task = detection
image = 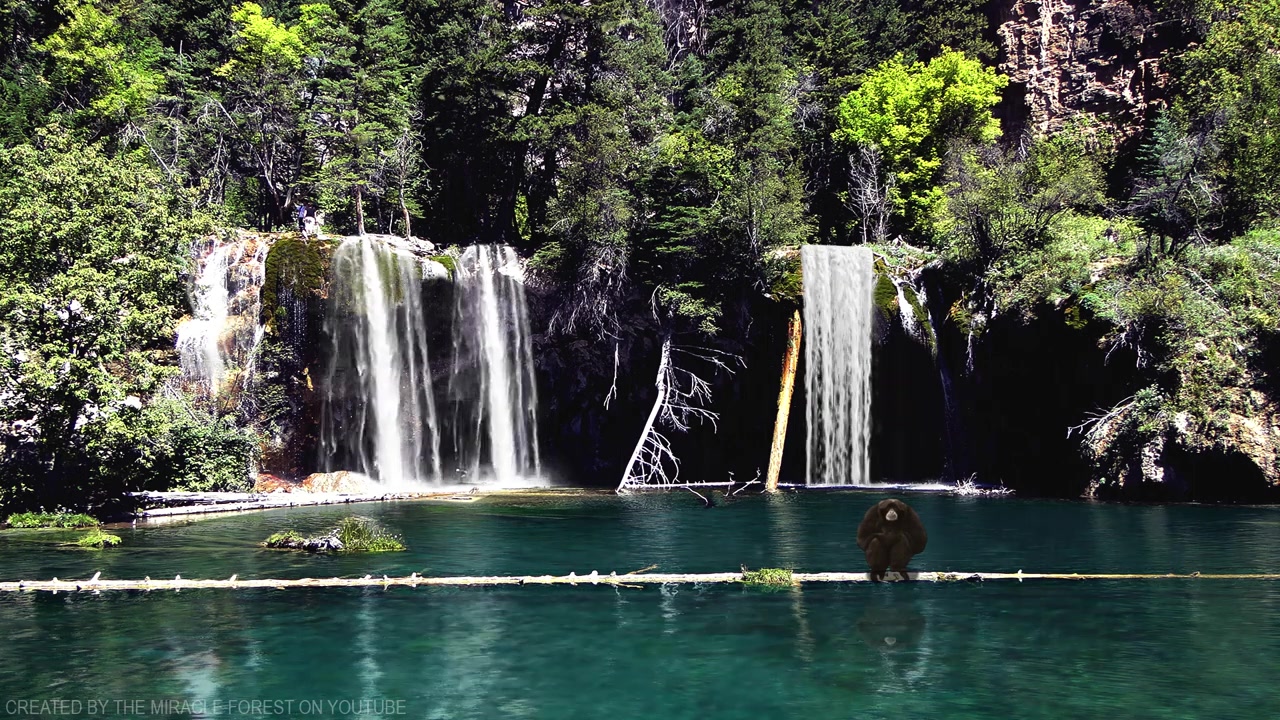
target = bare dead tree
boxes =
[391,124,421,239]
[846,145,895,245]
[646,0,706,66]
[546,238,629,340]
[615,328,743,492]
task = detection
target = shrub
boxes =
[5,511,100,528]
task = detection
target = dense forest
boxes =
[4,0,1280,511]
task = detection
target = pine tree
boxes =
[300,0,412,235]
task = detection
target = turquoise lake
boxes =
[2,490,1280,719]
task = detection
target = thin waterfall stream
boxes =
[449,244,541,484]
[802,244,875,486]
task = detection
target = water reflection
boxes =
[855,603,927,651]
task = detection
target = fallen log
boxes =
[4,570,1280,593]
[130,492,449,520]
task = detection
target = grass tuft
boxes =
[263,530,305,548]
[261,517,405,553]
[740,567,796,589]
[335,516,406,552]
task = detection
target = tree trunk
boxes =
[766,310,802,493]
[401,198,411,239]
[355,186,366,236]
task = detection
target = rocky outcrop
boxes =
[994,0,1187,142]
[253,470,378,494]
[1079,382,1280,501]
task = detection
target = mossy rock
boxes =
[430,254,457,279]
[768,251,803,304]
[874,272,899,316]
[262,235,330,329]
[900,284,929,328]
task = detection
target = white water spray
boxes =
[802,244,875,486]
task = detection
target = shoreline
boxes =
[115,481,1004,526]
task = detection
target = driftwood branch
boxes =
[3,570,1275,594]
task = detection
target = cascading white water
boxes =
[320,237,441,489]
[803,244,875,486]
[176,234,269,398]
[450,244,541,483]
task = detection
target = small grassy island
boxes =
[72,529,121,549]
[262,517,406,553]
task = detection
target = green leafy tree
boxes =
[834,49,1007,237]
[35,0,162,129]
[1174,0,1280,235]
[944,135,1106,272]
[0,127,208,509]
[215,1,307,228]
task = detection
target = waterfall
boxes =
[802,244,875,486]
[176,234,269,399]
[449,244,541,483]
[319,237,441,489]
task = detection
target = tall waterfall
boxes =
[449,245,541,483]
[802,244,875,486]
[176,234,268,399]
[319,237,441,489]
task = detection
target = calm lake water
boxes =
[2,490,1280,719]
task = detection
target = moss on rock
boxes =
[261,235,330,330]
[430,254,457,279]
[874,271,900,318]
[261,517,405,553]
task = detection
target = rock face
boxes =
[994,0,1186,142]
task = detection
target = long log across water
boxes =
[4,570,1280,593]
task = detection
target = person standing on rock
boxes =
[297,202,308,231]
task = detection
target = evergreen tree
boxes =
[299,0,412,235]
[405,0,519,244]
[532,0,672,338]
[640,0,811,336]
